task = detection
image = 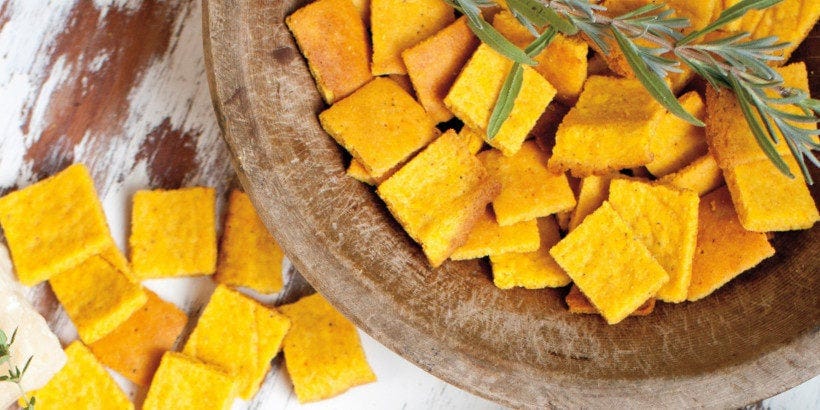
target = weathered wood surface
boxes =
[205,0,819,408]
[0,0,506,408]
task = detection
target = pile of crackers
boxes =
[0,164,375,408]
[287,0,818,323]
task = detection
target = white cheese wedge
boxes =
[0,243,67,408]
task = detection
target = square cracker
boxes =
[444,43,557,156]
[49,255,147,344]
[657,154,724,197]
[370,0,454,75]
[89,291,188,387]
[568,174,617,231]
[489,217,570,289]
[320,77,439,179]
[751,0,820,63]
[609,179,699,303]
[647,91,708,177]
[451,206,540,260]
[725,155,818,232]
[479,141,576,226]
[549,202,669,324]
[687,187,775,301]
[402,17,479,123]
[706,63,814,169]
[377,130,500,267]
[286,0,371,104]
[549,76,665,176]
[129,187,217,279]
[280,293,376,403]
[491,11,587,104]
[183,285,291,399]
[0,163,113,286]
[143,352,237,410]
[565,285,655,316]
[33,341,133,410]
[215,190,285,294]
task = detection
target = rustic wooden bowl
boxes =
[202,1,819,407]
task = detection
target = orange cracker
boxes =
[89,291,188,387]
[129,187,217,279]
[550,202,669,324]
[370,0,454,75]
[215,190,285,294]
[32,341,133,410]
[491,11,588,104]
[402,17,480,123]
[565,285,655,316]
[0,163,113,286]
[280,293,376,403]
[319,77,439,179]
[183,285,291,399]
[489,217,570,289]
[725,155,818,232]
[451,206,540,260]
[657,154,724,197]
[377,130,500,267]
[609,179,699,303]
[549,76,665,176]
[444,43,557,156]
[143,352,237,410]
[647,91,708,177]
[687,187,776,301]
[706,63,813,169]
[286,0,371,104]
[479,141,576,226]
[49,255,147,344]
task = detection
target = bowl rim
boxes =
[201,0,820,407]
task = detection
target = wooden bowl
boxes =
[202,1,819,407]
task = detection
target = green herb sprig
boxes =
[450,0,820,183]
[0,329,36,410]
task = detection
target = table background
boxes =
[0,0,816,408]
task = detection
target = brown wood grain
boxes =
[203,0,820,407]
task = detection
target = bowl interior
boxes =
[203,1,820,407]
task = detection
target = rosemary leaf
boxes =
[525,27,557,56]
[679,0,783,45]
[612,27,704,126]
[466,18,538,65]
[488,63,524,139]
[506,0,577,35]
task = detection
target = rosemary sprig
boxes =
[452,0,820,183]
[0,329,36,410]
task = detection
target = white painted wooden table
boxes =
[0,0,815,408]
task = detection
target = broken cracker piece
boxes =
[490,217,570,289]
[565,285,655,316]
[451,206,539,260]
[280,293,376,403]
[215,190,285,294]
[657,154,724,197]
[647,91,708,177]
